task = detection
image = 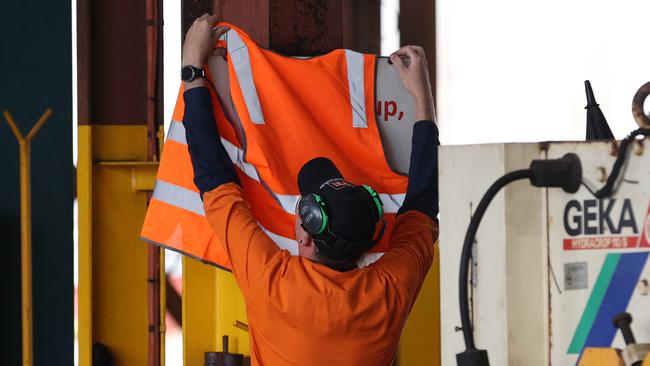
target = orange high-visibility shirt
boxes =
[203,182,438,366]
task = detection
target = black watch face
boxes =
[181,66,195,82]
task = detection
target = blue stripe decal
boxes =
[582,251,648,348]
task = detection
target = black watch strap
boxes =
[181,65,205,82]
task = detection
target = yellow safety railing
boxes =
[3,108,53,366]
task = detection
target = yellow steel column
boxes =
[78,125,157,365]
[93,125,151,365]
[78,124,93,366]
[182,258,251,365]
[215,271,249,354]
[399,243,441,366]
[182,258,219,365]
[3,109,53,366]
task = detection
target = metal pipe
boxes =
[145,0,162,364]
[3,108,53,366]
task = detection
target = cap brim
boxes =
[297,157,343,196]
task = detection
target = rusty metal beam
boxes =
[343,0,380,54]
[78,0,148,125]
[182,0,372,56]
[182,0,215,45]
[399,0,436,102]
[269,0,342,55]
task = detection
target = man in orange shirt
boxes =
[181,15,439,365]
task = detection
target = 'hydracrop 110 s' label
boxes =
[562,199,650,250]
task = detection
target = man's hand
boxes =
[389,46,435,121]
[182,14,229,89]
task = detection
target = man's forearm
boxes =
[183,87,240,196]
[397,120,439,220]
[414,93,435,121]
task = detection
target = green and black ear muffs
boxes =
[360,184,384,221]
[298,194,329,235]
[297,184,384,237]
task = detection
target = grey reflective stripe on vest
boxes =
[378,193,406,214]
[226,30,265,125]
[152,178,300,251]
[345,50,367,128]
[149,179,378,266]
[166,119,404,213]
[260,226,298,255]
[167,120,187,144]
[151,178,379,265]
[357,252,385,268]
[167,120,300,213]
[153,180,205,216]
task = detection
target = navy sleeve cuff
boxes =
[182,87,240,196]
[397,120,439,221]
[412,120,439,145]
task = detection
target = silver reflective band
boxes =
[152,178,384,265]
[226,30,266,125]
[218,136,260,181]
[152,179,300,251]
[357,252,385,268]
[167,120,186,145]
[378,193,406,214]
[219,138,298,212]
[153,180,205,216]
[260,226,298,255]
[165,121,404,212]
[167,121,302,214]
[345,50,367,128]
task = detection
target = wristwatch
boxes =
[181,65,205,82]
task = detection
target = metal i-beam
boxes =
[77,0,164,365]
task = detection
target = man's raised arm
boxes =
[373,46,439,305]
[390,45,439,221]
[181,15,280,295]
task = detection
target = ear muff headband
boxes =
[361,184,384,220]
[298,194,329,235]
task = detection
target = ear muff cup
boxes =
[298,194,328,235]
[361,184,384,221]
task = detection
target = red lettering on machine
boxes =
[562,199,650,250]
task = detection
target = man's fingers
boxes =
[212,26,230,40]
[402,46,421,61]
[207,14,220,25]
[390,48,409,57]
[212,48,226,57]
[196,13,209,22]
[411,46,425,57]
[390,54,407,72]
[392,45,423,61]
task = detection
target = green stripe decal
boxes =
[567,253,621,354]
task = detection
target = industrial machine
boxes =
[440,83,650,365]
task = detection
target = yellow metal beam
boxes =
[182,258,219,365]
[215,270,249,354]
[398,243,440,366]
[182,259,250,363]
[78,125,156,365]
[78,125,93,366]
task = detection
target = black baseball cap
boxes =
[297,157,382,260]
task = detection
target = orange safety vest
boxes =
[141,24,410,270]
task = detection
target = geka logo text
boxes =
[563,198,637,237]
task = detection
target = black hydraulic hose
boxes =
[594,128,650,198]
[458,169,533,350]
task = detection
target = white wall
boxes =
[437,0,650,145]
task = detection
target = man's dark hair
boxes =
[314,245,362,272]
